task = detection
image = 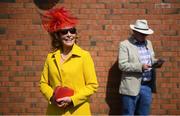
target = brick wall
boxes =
[0,0,180,115]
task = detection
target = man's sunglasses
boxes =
[59,28,76,35]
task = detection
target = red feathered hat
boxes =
[41,7,78,32]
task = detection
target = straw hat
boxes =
[130,20,154,35]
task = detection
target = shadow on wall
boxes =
[33,0,61,10]
[33,0,61,22]
[106,60,122,115]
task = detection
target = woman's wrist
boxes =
[50,95,56,105]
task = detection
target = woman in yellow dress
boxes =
[39,7,98,115]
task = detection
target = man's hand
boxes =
[142,64,151,70]
[152,58,165,68]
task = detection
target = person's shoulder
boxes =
[79,46,90,55]
[146,39,152,42]
[119,39,129,46]
[46,49,59,59]
[73,44,89,57]
[146,39,152,44]
[74,44,91,57]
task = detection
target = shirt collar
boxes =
[129,36,147,46]
[71,44,83,56]
[51,44,82,58]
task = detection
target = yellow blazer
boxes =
[39,44,98,115]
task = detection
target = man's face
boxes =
[133,31,148,41]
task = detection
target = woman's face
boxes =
[58,27,77,48]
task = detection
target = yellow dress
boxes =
[39,44,98,115]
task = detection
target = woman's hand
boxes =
[50,95,58,105]
[56,97,72,108]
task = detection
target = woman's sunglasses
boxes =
[59,28,76,35]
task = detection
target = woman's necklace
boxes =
[60,53,67,64]
[61,53,68,60]
[60,47,72,63]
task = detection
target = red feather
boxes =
[41,7,78,32]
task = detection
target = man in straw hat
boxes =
[118,19,164,115]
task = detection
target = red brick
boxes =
[89,4,105,9]
[161,104,177,109]
[19,82,34,87]
[113,9,145,15]
[105,3,122,9]
[151,109,167,115]
[168,110,180,115]
[10,66,23,71]
[163,0,180,3]
[123,3,138,8]
[9,87,24,92]
[11,76,25,81]
[138,3,155,9]
[88,14,105,20]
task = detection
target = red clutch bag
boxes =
[54,86,74,100]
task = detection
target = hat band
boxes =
[134,27,149,30]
